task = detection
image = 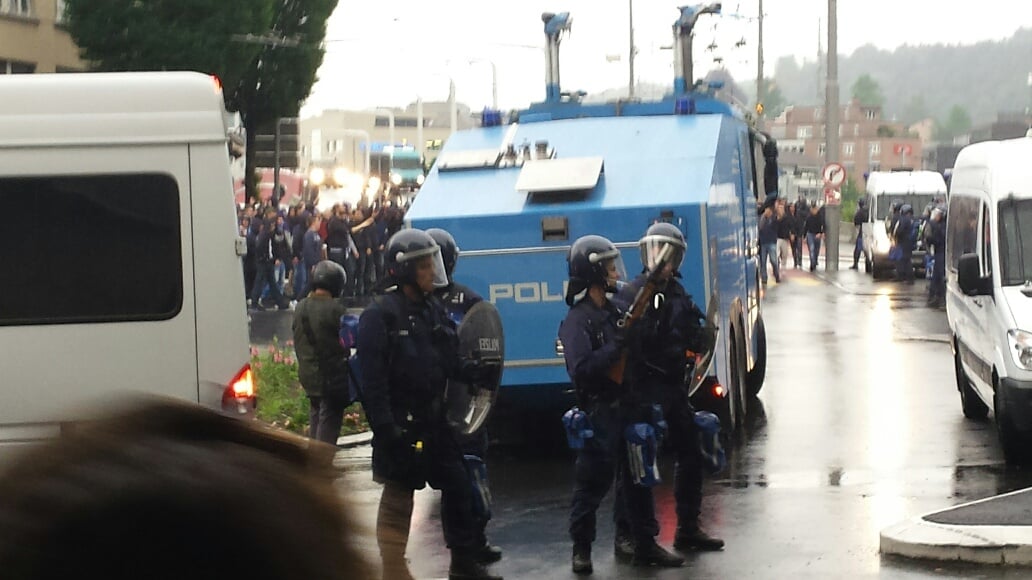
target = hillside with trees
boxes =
[771,28,1032,127]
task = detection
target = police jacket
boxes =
[613,275,707,402]
[434,282,483,326]
[895,214,915,250]
[854,206,869,228]
[292,295,348,398]
[926,219,946,256]
[558,297,623,403]
[357,289,459,437]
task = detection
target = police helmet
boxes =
[310,260,347,298]
[890,199,903,212]
[565,235,626,305]
[425,228,459,281]
[639,222,686,274]
[386,229,448,290]
[900,203,914,215]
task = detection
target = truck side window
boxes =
[947,195,979,271]
[981,202,993,277]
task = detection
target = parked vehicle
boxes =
[0,72,254,457]
[947,135,1032,463]
[861,170,947,279]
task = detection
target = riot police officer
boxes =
[559,235,683,575]
[427,228,502,564]
[611,222,724,556]
[292,260,349,445]
[357,229,501,580]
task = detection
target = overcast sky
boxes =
[301,0,1032,116]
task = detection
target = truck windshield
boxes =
[393,155,421,170]
[998,197,1032,286]
[875,194,936,221]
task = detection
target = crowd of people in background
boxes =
[238,194,408,311]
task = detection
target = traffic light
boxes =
[755,102,764,116]
[253,117,300,169]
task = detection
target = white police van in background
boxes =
[947,135,1032,463]
[0,72,253,454]
[861,170,947,279]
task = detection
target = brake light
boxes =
[712,383,725,398]
[229,364,254,399]
[211,75,223,95]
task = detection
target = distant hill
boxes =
[772,28,1032,126]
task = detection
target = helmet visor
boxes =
[639,234,686,273]
[589,247,627,290]
[397,244,449,289]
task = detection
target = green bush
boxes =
[252,339,368,437]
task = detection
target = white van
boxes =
[861,170,947,279]
[0,72,253,452]
[947,136,1032,462]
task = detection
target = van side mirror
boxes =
[957,253,991,296]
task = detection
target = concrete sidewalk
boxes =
[881,487,1032,565]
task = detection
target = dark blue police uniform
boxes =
[612,273,708,542]
[357,289,478,552]
[558,297,657,549]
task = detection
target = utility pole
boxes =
[628,0,635,98]
[756,0,764,126]
[824,0,841,272]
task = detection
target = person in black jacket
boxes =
[787,203,805,269]
[758,206,781,284]
[925,206,947,307]
[292,261,349,444]
[895,204,916,284]
[358,230,501,580]
[804,203,825,272]
[249,217,290,311]
[851,198,870,270]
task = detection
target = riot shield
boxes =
[446,301,504,435]
[685,295,719,397]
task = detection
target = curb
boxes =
[336,430,373,448]
[881,518,1032,565]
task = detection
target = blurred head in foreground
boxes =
[0,399,372,580]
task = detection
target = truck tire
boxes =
[954,345,988,420]
[719,324,746,433]
[745,316,766,398]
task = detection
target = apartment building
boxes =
[0,0,83,74]
[768,99,922,187]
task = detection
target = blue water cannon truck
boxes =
[406,5,770,434]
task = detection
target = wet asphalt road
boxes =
[319,264,1032,580]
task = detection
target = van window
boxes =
[0,174,182,325]
[947,195,980,271]
[999,199,1032,286]
[874,194,935,221]
[982,203,993,278]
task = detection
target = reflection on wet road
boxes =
[334,268,1032,579]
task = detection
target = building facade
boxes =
[0,0,83,73]
[299,102,476,173]
[768,99,923,188]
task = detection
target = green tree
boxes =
[851,73,884,107]
[228,0,337,202]
[62,0,337,203]
[932,105,973,140]
[63,0,274,101]
[759,78,787,119]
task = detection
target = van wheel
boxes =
[954,346,988,420]
[994,375,1030,465]
[745,317,766,398]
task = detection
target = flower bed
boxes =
[252,339,368,437]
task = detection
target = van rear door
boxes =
[0,144,199,443]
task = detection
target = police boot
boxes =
[674,526,725,552]
[449,549,502,580]
[572,543,592,575]
[613,531,636,560]
[631,539,685,568]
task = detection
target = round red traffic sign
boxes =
[822,162,846,188]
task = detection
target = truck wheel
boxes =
[745,317,766,398]
[954,346,988,420]
[720,325,746,433]
[995,375,1030,465]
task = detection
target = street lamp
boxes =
[463,58,499,110]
